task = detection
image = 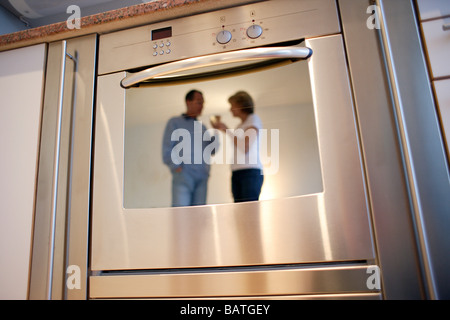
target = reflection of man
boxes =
[162,90,217,207]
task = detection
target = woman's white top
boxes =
[229,113,263,172]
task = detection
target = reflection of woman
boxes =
[211,91,264,202]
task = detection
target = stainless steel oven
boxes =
[89,0,380,299]
[26,0,450,301]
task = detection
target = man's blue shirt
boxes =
[162,114,217,179]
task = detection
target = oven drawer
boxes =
[90,264,381,299]
[421,17,450,79]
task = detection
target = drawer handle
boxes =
[443,23,450,31]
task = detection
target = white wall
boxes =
[0,6,28,35]
[0,44,46,299]
[124,103,323,208]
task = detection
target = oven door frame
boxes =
[91,35,375,272]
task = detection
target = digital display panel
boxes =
[152,27,172,40]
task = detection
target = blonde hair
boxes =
[228,91,254,114]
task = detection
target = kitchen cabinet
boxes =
[421,17,450,79]
[416,0,450,159]
[416,0,450,20]
[434,79,450,151]
[28,34,97,300]
[0,43,46,299]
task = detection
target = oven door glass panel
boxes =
[124,57,322,208]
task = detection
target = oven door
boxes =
[90,35,377,298]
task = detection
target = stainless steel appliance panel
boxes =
[90,265,380,299]
[98,0,340,75]
[29,34,97,300]
[375,0,450,300]
[91,34,375,271]
[338,0,426,299]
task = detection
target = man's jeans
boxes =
[172,169,208,207]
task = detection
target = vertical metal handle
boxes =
[47,40,67,299]
[63,50,78,300]
[47,41,78,300]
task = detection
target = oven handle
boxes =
[120,46,313,88]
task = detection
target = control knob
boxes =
[216,30,232,44]
[247,24,263,39]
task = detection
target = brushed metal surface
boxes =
[63,34,97,300]
[376,0,450,300]
[98,0,340,75]
[120,46,313,87]
[156,293,382,300]
[91,34,375,271]
[338,0,426,300]
[29,41,67,300]
[90,265,380,299]
[29,35,97,300]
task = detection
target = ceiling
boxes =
[0,0,152,28]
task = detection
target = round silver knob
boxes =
[216,30,232,44]
[247,25,263,39]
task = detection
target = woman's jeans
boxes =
[231,169,264,203]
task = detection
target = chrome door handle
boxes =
[48,40,67,299]
[121,46,313,88]
[443,23,450,31]
[48,40,77,299]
